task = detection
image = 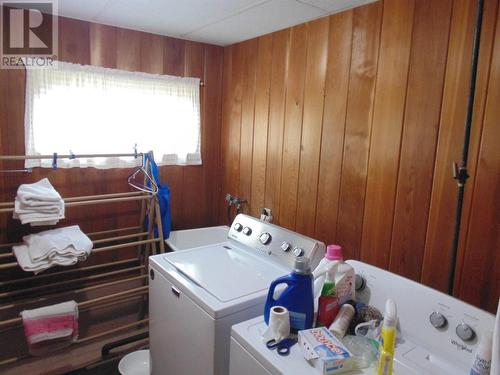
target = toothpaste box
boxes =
[298,327,353,375]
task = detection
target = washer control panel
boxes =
[228,214,325,269]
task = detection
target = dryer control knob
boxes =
[456,323,475,342]
[293,247,304,257]
[429,312,447,329]
[242,227,252,236]
[259,232,271,245]
[281,242,291,252]
[234,223,243,232]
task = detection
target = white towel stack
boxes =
[13,178,65,226]
[13,226,93,273]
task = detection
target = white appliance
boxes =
[230,260,496,375]
[149,214,325,375]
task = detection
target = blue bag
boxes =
[144,153,172,239]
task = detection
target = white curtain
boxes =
[24,61,201,169]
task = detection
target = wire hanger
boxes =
[127,153,158,195]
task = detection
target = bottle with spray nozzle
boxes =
[375,299,398,375]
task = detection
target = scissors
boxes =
[266,338,297,356]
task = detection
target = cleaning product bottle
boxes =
[313,244,341,296]
[264,257,314,331]
[375,299,397,375]
[323,245,355,304]
[470,331,493,375]
[317,262,340,327]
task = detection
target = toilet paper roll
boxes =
[263,306,291,343]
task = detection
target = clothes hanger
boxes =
[127,153,158,194]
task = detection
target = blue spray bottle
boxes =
[264,257,314,331]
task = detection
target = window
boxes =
[25,61,201,169]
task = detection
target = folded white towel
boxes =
[13,178,65,226]
[13,226,93,273]
[23,225,92,262]
[16,178,62,205]
[14,198,64,215]
[13,245,84,273]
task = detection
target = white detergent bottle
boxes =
[327,245,355,304]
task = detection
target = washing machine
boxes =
[229,260,496,375]
[149,214,325,375]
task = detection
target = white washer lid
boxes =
[163,243,287,302]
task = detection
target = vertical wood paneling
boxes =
[163,38,185,76]
[203,45,224,225]
[279,24,308,230]
[250,35,273,218]
[315,11,353,246]
[140,33,164,74]
[221,43,245,220]
[295,18,329,237]
[264,29,290,223]
[422,0,499,293]
[360,0,414,268]
[58,18,90,64]
[90,24,117,68]
[220,1,499,312]
[389,0,453,280]
[458,6,500,310]
[116,29,141,71]
[182,41,206,228]
[336,2,383,260]
[239,40,258,213]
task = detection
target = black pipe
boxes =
[448,0,485,296]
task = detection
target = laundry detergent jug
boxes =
[264,257,314,331]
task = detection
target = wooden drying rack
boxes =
[0,152,165,370]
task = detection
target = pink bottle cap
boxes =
[326,244,343,261]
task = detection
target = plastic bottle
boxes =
[318,245,355,305]
[312,245,344,299]
[264,257,314,331]
[375,299,397,375]
[470,331,493,375]
[329,303,355,339]
[317,262,340,327]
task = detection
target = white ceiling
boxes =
[57,0,378,46]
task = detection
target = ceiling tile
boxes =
[92,0,268,37]
[185,0,325,45]
[297,0,378,13]
[58,0,110,20]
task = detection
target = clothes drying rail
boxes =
[0,154,165,372]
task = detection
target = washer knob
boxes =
[259,232,271,245]
[293,247,304,257]
[281,242,291,252]
[234,223,243,232]
[242,227,252,236]
[429,312,447,329]
[456,323,475,342]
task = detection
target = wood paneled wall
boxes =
[0,17,224,244]
[220,0,500,312]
